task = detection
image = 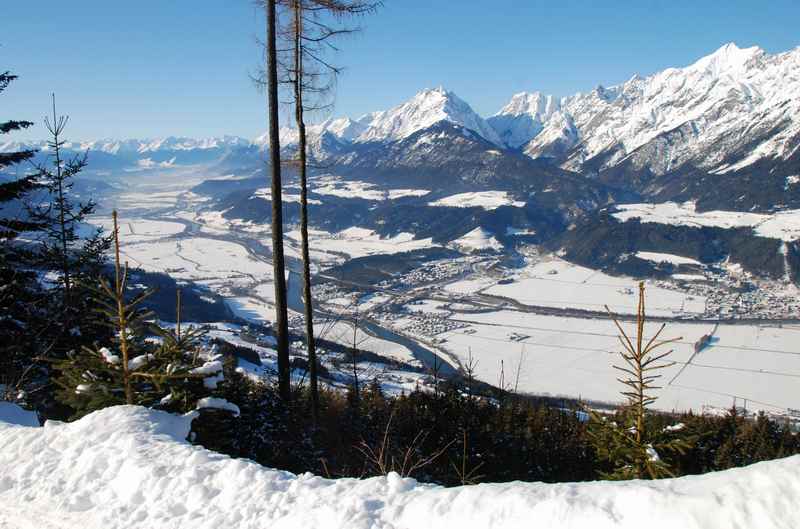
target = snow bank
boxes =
[1,405,799,529]
[635,251,702,266]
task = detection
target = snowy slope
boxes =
[2,405,800,529]
[428,191,525,210]
[613,202,800,242]
[450,227,504,253]
[491,42,800,175]
[487,92,560,148]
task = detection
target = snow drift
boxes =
[1,405,799,529]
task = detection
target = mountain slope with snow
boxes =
[491,43,800,177]
[487,92,560,148]
[1,405,799,529]
[355,87,503,145]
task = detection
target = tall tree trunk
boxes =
[266,0,291,401]
[292,0,320,423]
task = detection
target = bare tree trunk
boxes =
[266,0,291,401]
[291,0,320,423]
[112,211,133,405]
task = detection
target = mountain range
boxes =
[6,43,797,190]
[4,42,800,281]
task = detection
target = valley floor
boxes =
[95,168,800,420]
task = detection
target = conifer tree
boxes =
[27,95,111,310]
[587,282,693,479]
[0,68,46,400]
[26,95,112,355]
[54,211,225,418]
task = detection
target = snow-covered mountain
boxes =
[354,87,502,145]
[490,43,800,176]
[486,92,560,148]
[8,42,800,207]
[1,135,250,156]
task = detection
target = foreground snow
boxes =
[1,406,799,529]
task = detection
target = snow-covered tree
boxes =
[54,211,228,418]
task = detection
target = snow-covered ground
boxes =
[292,227,436,261]
[312,177,430,201]
[396,306,800,414]
[428,191,525,210]
[636,251,703,267]
[483,258,707,316]
[2,405,799,529]
[614,202,800,242]
[92,217,186,243]
[315,319,419,365]
[450,227,503,253]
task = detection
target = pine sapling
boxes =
[588,281,693,479]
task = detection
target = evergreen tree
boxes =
[588,282,693,479]
[54,211,224,418]
[27,95,111,312]
[25,95,112,364]
[0,68,46,401]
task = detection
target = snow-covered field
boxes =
[410,307,800,414]
[636,251,702,267]
[483,258,707,316]
[2,405,798,529]
[116,237,273,289]
[293,227,436,261]
[92,217,186,243]
[316,319,419,365]
[428,191,525,210]
[311,176,430,201]
[614,202,800,241]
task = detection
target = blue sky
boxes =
[4,0,800,140]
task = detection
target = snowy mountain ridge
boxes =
[491,42,800,175]
[6,42,799,181]
[353,86,503,145]
[0,135,250,156]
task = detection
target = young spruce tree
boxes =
[26,95,112,356]
[54,211,226,418]
[588,282,693,479]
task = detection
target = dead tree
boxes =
[271,0,379,416]
[263,0,292,401]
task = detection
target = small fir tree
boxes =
[26,94,112,329]
[588,282,693,479]
[54,211,224,418]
